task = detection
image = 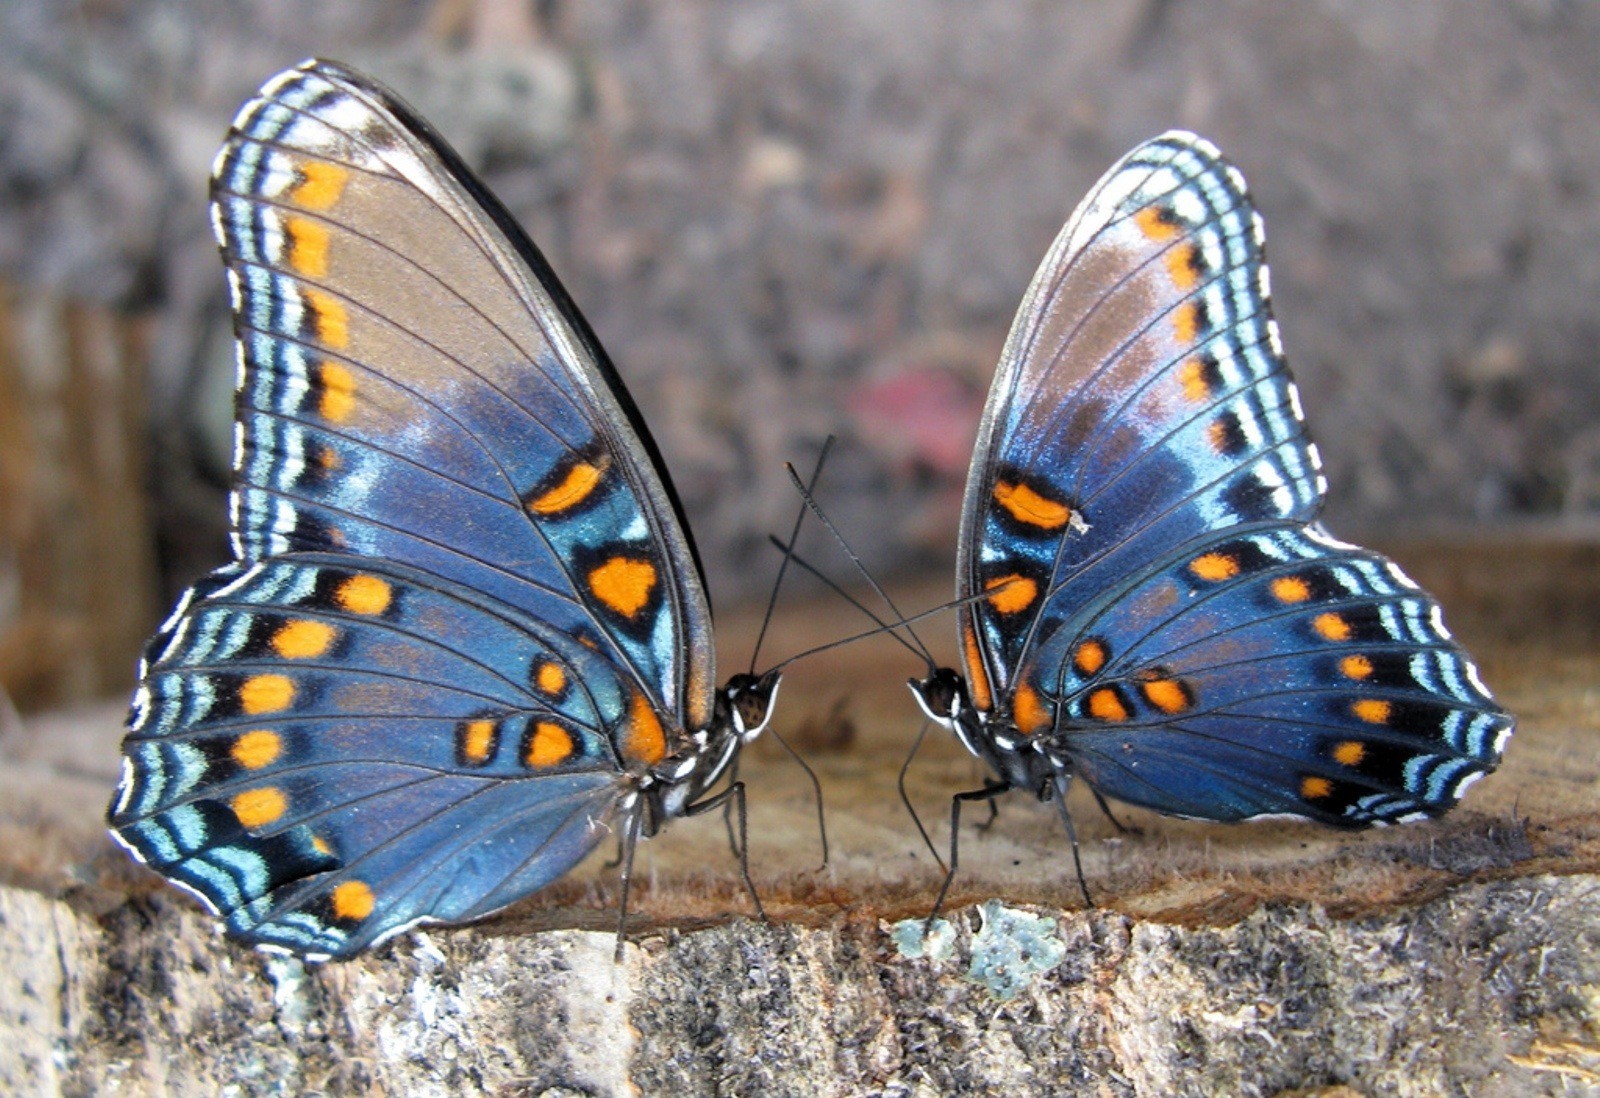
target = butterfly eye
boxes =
[908,668,964,722]
[725,671,781,739]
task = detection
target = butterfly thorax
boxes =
[909,668,1063,799]
[641,671,781,832]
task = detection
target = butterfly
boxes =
[108,60,784,960]
[907,131,1514,907]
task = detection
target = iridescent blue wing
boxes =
[111,60,707,956]
[1035,527,1509,823]
[958,132,1511,822]
[214,61,714,730]
[114,555,632,956]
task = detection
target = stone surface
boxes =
[5,877,1599,1095]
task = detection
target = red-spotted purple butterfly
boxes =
[109,60,784,960]
[908,132,1513,911]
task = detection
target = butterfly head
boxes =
[907,667,966,729]
[722,669,782,743]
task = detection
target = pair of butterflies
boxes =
[109,61,1513,960]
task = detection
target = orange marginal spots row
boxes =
[240,673,294,715]
[1134,206,1181,242]
[272,619,336,659]
[1189,551,1240,582]
[336,574,392,616]
[290,161,349,211]
[231,786,286,829]
[285,216,330,278]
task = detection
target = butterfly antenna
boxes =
[768,590,974,673]
[749,437,836,675]
[768,561,1001,673]
[898,718,945,872]
[764,535,930,668]
[782,462,938,668]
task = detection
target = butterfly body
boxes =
[910,133,1512,881]
[110,60,778,959]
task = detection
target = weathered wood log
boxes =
[2,541,1596,1094]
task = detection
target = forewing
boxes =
[957,133,1320,706]
[110,554,630,958]
[212,60,713,732]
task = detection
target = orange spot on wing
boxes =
[231,786,287,829]
[1073,639,1107,677]
[331,880,375,921]
[272,619,335,659]
[1178,358,1212,403]
[1333,741,1367,766]
[240,674,294,714]
[1189,553,1239,582]
[525,721,575,768]
[461,719,497,764]
[1271,576,1312,604]
[317,362,356,423]
[1135,206,1180,241]
[588,556,657,618]
[303,288,349,349]
[1314,613,1351,642]
[1301,776,1333,800]
[1352,699,1391,724]
[534,661,567,697]
[1174,301,1202,345]
[311,835,332,856]
[622,692,668,766]
[1087,687,1130,722]
[337,574,392,616]
[984,573,1038,615]
[285,216,330,277]
[528,459,607,516]
[1340,655,1374,680]
[1141,677,1193,714]
[1166,243,1201,290]
[1011,681,1050,735]
[1207,419,1232,453]
[961,626,993,711]
[290,162,349,210]
[232,730,283,770]
[993,480,1072,530]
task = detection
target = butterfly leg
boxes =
[926,783,1014,930]
[684,781,768,921]
[614,802,649,963]
[602,831,627,870]
[898,719,947,872]
[1087,784,1139,837]
[974,791,1003,833]
[718,756,744,860]
[1048,773,1094,908]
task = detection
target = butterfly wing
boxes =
[957,132,1510,822]
[114,555,633,956]
[111,60,710,956]
[215,60,714,730]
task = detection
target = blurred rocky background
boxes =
[3,0,1598,710]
